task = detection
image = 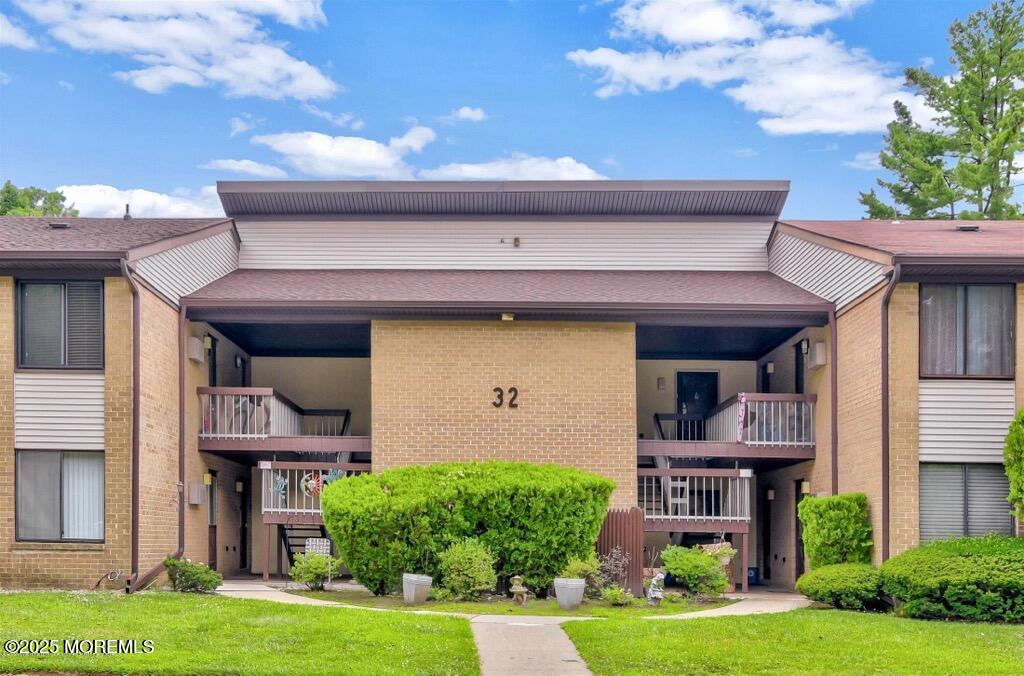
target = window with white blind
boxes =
[919,284,1014,378]
[919,463,1013,541]
[16,450,104,542]
[18,281,103,369]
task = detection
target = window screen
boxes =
[19,281,103,368]
[920,463,1013,541]
[16,450,105,542]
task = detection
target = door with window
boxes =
[208,471,218,570]
[675,372,719,441]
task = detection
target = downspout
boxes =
[125,297,188,592]
[119,259,141,592]
[879,264,902,561]
[828,308,839,495]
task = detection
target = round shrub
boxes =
[660,545,728,597]
[289,552,342,591]
[438,539,497,600]
[600,584,634,606]
[797,492,873,568]
[560,553,603,599]
[796,563,882,610]
[321,461,614,594]
[880,535,1024,623]
[164,557,222,593]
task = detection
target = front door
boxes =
[238,479,249,570]
[794,480,806,578]
[208,471,218,570]
[760,487,773,581]
[675,372,719,440]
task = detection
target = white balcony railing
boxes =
[198,387,351,440]
[653,393,815,447]
[260,461,369,519]
[638,469,752,522]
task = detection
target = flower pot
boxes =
[402,573,432,605]
[553,577,586,611]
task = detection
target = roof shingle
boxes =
[780,219,1024,258]
[0,216,230,254]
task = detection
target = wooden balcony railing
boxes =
[198,387,351,440]
[259,461,370,524]
[653,393,816,447]
[638,468,752,527]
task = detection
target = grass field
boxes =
[562,608,1024,675]
[0,591,478,675]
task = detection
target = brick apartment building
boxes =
[0,180,1020,591]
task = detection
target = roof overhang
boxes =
[217,180,790,218]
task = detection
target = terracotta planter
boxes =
[402,573,432,605]
[553,577,586,610]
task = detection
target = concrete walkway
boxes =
[216,581,806,676]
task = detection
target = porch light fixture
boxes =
[235,481,244,493]
[203,472,213,486]
[235,355,243,369]
[800,339,810,355]
[766,489,775,501]
[501,312,515,321]
[765,361,775,374]
[656,376,666,391]
[800,480,811,495]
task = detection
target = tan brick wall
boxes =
[888,283,919,555]
[836,288,885,563]
[371,320,637,507]
[137,287,180,574]
[0,277,132,589]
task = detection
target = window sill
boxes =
[11,541,105,552]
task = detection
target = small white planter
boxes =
[553,577,586,611]
[402,573,432,605]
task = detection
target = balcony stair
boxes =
[278,523,331,566]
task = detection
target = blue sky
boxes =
[0,0,990,218]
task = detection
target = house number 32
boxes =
[492,386,519,408]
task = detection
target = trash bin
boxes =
[747,567,759,586]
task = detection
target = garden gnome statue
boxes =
[647,572,665,606]
[510,575,528,606]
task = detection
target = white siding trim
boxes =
[14,372,105,450]
[918,379,1016,463]
[134,230,238,305]
[236,219,775,270]
[768,232,886,310]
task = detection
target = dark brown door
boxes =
[760,487,773,581]
[794,480,806,578]
[238,479,249,569]
[208,471,218,570]
[676,372,719,440]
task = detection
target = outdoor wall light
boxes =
[800,480,811,494]
[235,355,243,369]
[765,361,775,374]
[203,473,213,486]
[800,339,810,355]
[766,489,775,501]
[501,312,515,321]
[657,376,666,390]
[235,480,245,493]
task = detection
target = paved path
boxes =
[217,581,806,676]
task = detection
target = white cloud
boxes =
[229,114,257,137]
[569,0,923,135]
[302,103,364,130]
[57,79,73,91]
[419,153,607,180]
[14,0,338,100]
[450,106,488,123]
[199,159,287,179]
[252,126,437,179]
[1,12,38,49]
[0,71,11,85]
[57,184,223,217]
[841,150,881,170]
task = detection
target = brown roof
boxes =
[0,216,232,256]
[779,219,1024,259]
[185,269,828,309]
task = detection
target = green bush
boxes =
[601,584,634,606]
[796,563,882,610]
[321,461,614,594]
[560,553,603,599]
[438,539,497,600]
[797,493,873,568]
[289,552,342,591]
[880,535,1024,623]
[660,545,728,597]
[1005,407,1024,520]
[164,557,222,593]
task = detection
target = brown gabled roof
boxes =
[185,268,828,310]
[779,219,1024,260]
[0,216,232,257]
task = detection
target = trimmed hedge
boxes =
[797,493,873,568]
[660,545,728,597]
[438,539,497,600]
[880,535,1024,622]
[321,461,614,594]
[796,563,881,610]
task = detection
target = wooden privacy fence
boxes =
[597,506,644,597]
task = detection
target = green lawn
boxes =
[562,608,1024,675]
[0,592,478,675]
[291,588,730,617]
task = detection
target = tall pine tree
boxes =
[860,0,1023,219]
